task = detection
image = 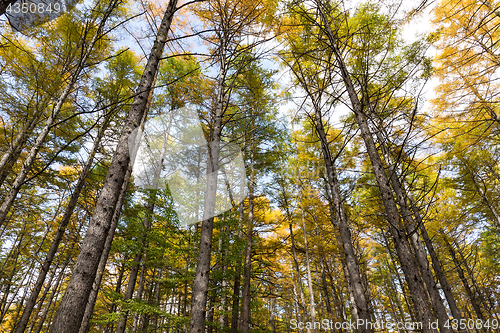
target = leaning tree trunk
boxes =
[374,130,453,333]
[401,173,465,325]
[315,2,436,330]
[0,0,121,229]
[78,166,132,333]
[310,100,373,332]
[442,235,487,324]
[14,109,112,333]
[48,1,178,332]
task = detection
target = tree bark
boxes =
[48,1,178,331]
[375,131,453,333]
[315,2,436,329]
[14,110,111,333]
[442,235,487,324]
[240,128,255,333]
[310,103,372,332]
[78,166,132,333]
[189,23,227,333]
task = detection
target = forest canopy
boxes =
[0,0,499,332]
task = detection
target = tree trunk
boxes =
[383,233,417,323]
[48,1,178,331]
[299,208,317,333]
[310,101,372,332]
[240,130,255,333]
[289,223,309,331]
[375,131,453,333]
[189,29,228,333]
[315,2,436,329]
[402,179,465,325]
[442,234,487,323]
[15,110,111,333]
[230,202,244,333]
[319,255,332,315]
[78,166,132,333]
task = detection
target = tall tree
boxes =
[48,1,179,331]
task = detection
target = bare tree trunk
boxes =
[319,256,332,316]
[453,238,493,320]
[323,257,347,327]
[289,223,310,331]
[48,1,178,331]
[33,251,72,333]
[15,110,111,333]
[78,166,132,333]
[309,103,372,332]
[375,131,453,333]
[299,208,318,333]
[290,267,305,333]
[403,180,465,325]
[230,202,244,333]
[315,2,436,329]
[383,233,417,323]
[443,235,487,324]
[240,131,255,333]
[189,27,228,333]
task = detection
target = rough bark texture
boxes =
[311,104,372,332]
[375,131,453,333]
[314,2,436,330]
[78,166,132,333]
[14,114,110,333]
[189,32,227,333]
[48,1,177,332]
[240,130,255,333]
